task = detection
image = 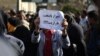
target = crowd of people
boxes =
[0,8,100,56]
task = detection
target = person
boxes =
[86,11,100,56]
[26,13,32,22]
[10,10,33,56]
[31,13,70,56]
[0,10,25,56]
[17,10,30,30]
[1,9,10,31]
[79,10,89,34]
[29,14,40,56]
[63,14,87,56]
[7,9,21,33]
[7,17,21,34]
[74,11,81,24]
[30,14,37,34]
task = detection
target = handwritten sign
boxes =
[39,9,64,30]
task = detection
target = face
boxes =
[88,17,95,25]
[62,18,68,29]
[34,17,40,27]
[7,22,15,32]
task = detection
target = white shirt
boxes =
[79,16,88,32]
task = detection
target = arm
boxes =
[61,18,70,48]
[61,30,70,48]
[31,31,40,43]
[72,25,87,56]
[16,39,25,54]
[5,34,25,54]
[56,30,70,48]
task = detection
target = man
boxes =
[31,13,70,56]
[86,11,99,56]
[63,14,87,56]
[79,10,89,34]
[0,10,25,56]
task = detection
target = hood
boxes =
[64,14,76,24]
[0,10,6,34]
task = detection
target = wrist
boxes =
[34,31,39,36]
[62,29,67,34]
[62,29,67,38]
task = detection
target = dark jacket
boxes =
[86,25,99,56]
[63,14,87,56]
[10,25,34,56]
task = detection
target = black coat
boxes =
[63,15,87,56]
[9,25,34,56]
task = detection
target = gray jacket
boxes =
[0,33,25,56]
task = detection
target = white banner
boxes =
[39,9,64,30]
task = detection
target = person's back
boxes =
[11,24,34,56]
[86,11,100,56]
[0,10,25,56]
[63,14,87,56]
[0,33,24,56]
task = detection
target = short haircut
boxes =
[8,18,21,27]
[88,11,98,21]
[10,9,16,15]
[82,9,87,15]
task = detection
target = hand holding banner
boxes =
[39,9,64,30]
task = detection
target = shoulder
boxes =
[54,30,62,35]
[72,23,83,31]
[68,23,84,35]
[4,33,24,45]
[16,25,30,32]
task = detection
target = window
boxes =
[22,0,32,2]
[43,0,47,3]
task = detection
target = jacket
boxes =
[31,30,70,56]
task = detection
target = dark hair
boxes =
[9,9,16,16]
[30,14,38,33]
[82,9,87,15]
[88,11,98,21]
[64,14,71,22]
[17,10,26,14]
[26,13,30,17]
[64,14,74,24]
[8,17,21,27]
[64,14,77,24]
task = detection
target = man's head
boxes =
[7,18,21,32]
[81,9,87,18]
[9,9,16,17]
[17,10,26,20]
[88,11,98,25]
